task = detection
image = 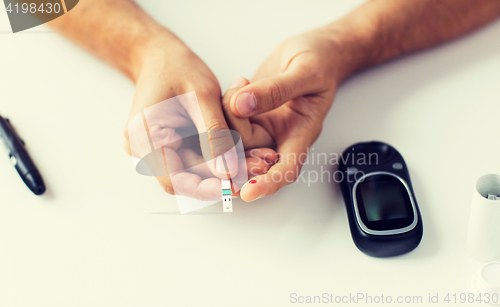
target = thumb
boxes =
[229,64,321,117]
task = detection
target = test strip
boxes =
[222,179,232,212]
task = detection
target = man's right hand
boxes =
[124,35,275,200]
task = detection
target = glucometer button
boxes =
[347,167,358,174]
[392,162,403,170]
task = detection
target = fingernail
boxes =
[247,195,264,203]
[215,152,238,174]
[235,93,257,116]
[249,179,257,184]
[229,77,244,89]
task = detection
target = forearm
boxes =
[327,0,500,82]
[48,0,180,81]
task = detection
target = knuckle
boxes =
[181,80,220,104]
[196,89,213,102]
[206,126,234,157]
[148,124,162,136]
[163,182,175,195]
[195,82,220,100]
[206,120,227,132]
[268,81,289,108]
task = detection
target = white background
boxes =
[1,0,500,306]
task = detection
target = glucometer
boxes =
[338,141,423,257]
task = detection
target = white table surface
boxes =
[1,1,500,306]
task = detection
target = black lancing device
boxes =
[0,115,46,195]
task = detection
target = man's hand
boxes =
[49,0,274,200]
[224,29,342,201]
[124,36,229,200]
[125,36,277,200]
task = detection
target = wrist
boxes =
[319,18,379,84]
[129,27,187,82]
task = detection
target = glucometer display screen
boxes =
[359,181,409,221]
[355,174,414,231]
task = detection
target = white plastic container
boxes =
[472,262,500,306]
[467,174,500,262]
